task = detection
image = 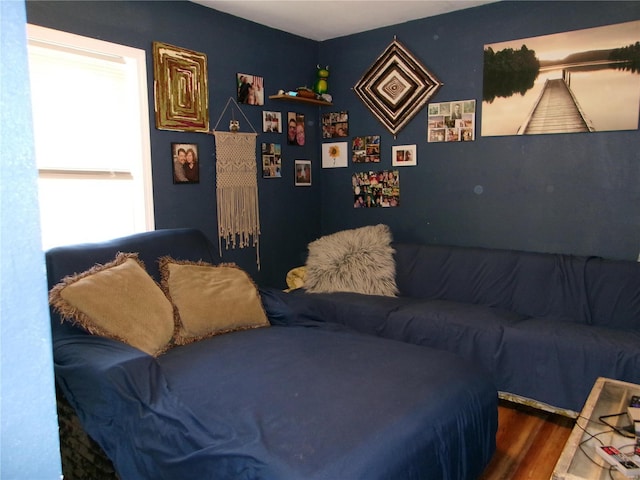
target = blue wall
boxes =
[26,0,323,288]
[1,1,62,477]
[319,1,640,261]
[9,2,638,475]
[27,0,640,293]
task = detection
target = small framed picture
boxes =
[261,143,282,178]
[295,160,311,186]
[322,142,348,168]
[262,111,282,133]
[392,144,417,167]
[236,73,264,106]
[171,143,199,183]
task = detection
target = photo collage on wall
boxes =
[322,111,349,138]
[352,135,380,163]
[261,143,281,178]
[162,63,369,187]
[161,43,477,200]
[352,171,400,208]
[427,99,476,142]
[320,115,402,207]
[231,74,312,186]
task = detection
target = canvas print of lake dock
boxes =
[481,20,640,136]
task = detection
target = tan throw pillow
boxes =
[159,258,269,344]
[304,224,398,296]
[49,253,175,356]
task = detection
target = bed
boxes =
[47,228,497,479]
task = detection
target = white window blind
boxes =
[27,25,154,249]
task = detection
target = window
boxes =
[27,25,154,249]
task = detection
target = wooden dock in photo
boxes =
[518,78,594,135]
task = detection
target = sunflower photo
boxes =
[322,142,348,168]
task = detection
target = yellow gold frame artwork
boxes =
[153,42,209,132]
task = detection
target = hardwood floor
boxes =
[479,400,575,480]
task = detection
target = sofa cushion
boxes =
[499,318,640,411]
[382,299,528,379]
[159,258,269,344]
[393,243,591,323]
[585,257,640,330]
[49,252,174,356]
[264,287,409,334]
[305,224,398,296]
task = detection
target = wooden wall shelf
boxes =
[269,94,332,107]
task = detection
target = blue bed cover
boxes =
[54,324,497,480]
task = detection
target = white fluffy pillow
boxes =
[304,224,398,296]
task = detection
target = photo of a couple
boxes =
[171,143,199,184]
[237,73,264,106]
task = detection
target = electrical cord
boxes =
[572,413,639,479]
[599,412,637,439]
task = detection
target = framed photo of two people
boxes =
[171,143,199,184]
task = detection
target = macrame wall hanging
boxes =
[212,98,261,269]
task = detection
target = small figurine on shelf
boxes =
[296,87,316,99]
[313,65,329,95]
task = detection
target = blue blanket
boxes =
[55,325,497,479]
[46,229,497,479]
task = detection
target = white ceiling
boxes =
[191,0,497,41]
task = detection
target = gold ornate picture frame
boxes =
[153,42,209,132]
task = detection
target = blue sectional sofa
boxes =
[46,229,498,480]
[264,242,640,414]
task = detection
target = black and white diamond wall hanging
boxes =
[354,37,443,138]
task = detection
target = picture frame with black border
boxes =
[171,142,199,183]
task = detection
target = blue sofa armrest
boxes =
[259,287,366,333]
[54,336,163,424]
[54,335,222,478]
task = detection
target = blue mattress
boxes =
[55,324,497,480]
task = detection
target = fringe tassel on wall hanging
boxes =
[213,98,261,269]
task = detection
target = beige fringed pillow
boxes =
[304,224,398,296]
[159,258,269,345]
[49,253,175,356]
